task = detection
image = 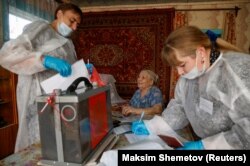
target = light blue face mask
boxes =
[181,55,206,80]
[57,22,73,37]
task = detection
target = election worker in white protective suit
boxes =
[131,25,250,149]
[0,3,91,152]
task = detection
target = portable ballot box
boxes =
[36,86,114,165]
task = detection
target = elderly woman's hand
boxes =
[122,105,134,116]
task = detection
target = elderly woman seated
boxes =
[122,69,163,116]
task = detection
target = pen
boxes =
[139,111,145,123]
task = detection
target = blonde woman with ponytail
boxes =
[131,26,250,150]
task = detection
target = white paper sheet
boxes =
[113,124,131,135]
[145,115,188,143]
[124,133,173,149]
[41,59,89,94]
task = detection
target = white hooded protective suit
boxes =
[0,20,77,152]
[144,52,250,149]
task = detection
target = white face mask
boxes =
[181,55,206,80]
[57,22,73,37]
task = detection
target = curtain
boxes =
[169,11,188,99]
[223,11,236,45]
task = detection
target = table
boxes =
[0,127,194,166]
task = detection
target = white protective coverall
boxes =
[144,51,250,149]
[0,20,77,152]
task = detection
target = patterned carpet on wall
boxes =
[73,8,174,101]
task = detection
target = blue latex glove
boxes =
[43,55,71,77]
[205,30,218,42]
[176,140,204,150]
[131,121,149,135]
[86,63,93,75]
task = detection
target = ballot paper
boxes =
[113,124,131,135]
[41,59,89,94]
[112,115,138,124]
[112,114,153,125]
[124,133,173,149]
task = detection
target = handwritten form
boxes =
[41,59,89,94]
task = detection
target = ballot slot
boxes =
[37,86,114,165]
